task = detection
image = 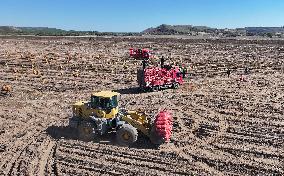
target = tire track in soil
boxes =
[38,140,56,176]
[164,96,229,148]
[55,141,196,175]
[0,98,61,175]
[179,111,283,174]
[57,161,121,176]
[185,147,283,175]
[212,143,284,169]
[0,130,43,175]
[159,97,228,175]
[159,88,283,175]
[174,141,279,175]
[47,143,59,176]
[176,105,283,174]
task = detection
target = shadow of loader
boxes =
[46,125,159,149]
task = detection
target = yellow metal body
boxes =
[92,91,119,98]
[72,91,152,136]
[121,111,151,136]
[72,91,119,119]
[72,101,118,119]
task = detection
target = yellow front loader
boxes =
[69,91,173,146]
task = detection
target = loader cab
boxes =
[91,91,119,119]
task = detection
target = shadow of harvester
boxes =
[113,87,142,95]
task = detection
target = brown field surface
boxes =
[0,36,283,175]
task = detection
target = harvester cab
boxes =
[69,91,173,146]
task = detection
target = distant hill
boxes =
[0,26,140,36]
[0,26,95,36]
[143,24,284,37]
[242,27,284,35]
[142,24,218,35]
[0,26,21,33]
[1,25,284,37]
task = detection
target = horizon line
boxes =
[1,24,284,33]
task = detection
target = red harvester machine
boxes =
[137,60,184,91]
[129,48,153,59]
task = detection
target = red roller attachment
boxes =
[150,110,173,144]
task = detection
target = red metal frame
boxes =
[129,48,153,59]
[139,65,184,91]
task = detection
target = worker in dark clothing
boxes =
[142,59,148,70]
[144,52,149,59]
[244,67,249,75]
[180,64,187,78]
[138,49,142,55]
[182,66,187,78]
[164,64,172,70]
[160,56,165,68]
[226,68,231,78]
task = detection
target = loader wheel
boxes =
[116,124,138,146]
[78,122,95,142]
[97,110,106,118]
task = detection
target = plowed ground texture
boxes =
[0,36,283,176]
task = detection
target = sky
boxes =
[0,0,284,32]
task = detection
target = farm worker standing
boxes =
[244,67,249,75]
[181,64,187,78]
[160,56,165,68]
[142,59,149,69]
[226,68,231,78]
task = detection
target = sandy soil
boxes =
[0,36,283,175]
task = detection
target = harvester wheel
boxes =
[172,82,179,89]
[116,124,138,146]
[78,121,95,142]
[152,86,160,92]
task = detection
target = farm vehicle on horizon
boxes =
[129,48,155,60]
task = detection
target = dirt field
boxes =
[0,36,283,175]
